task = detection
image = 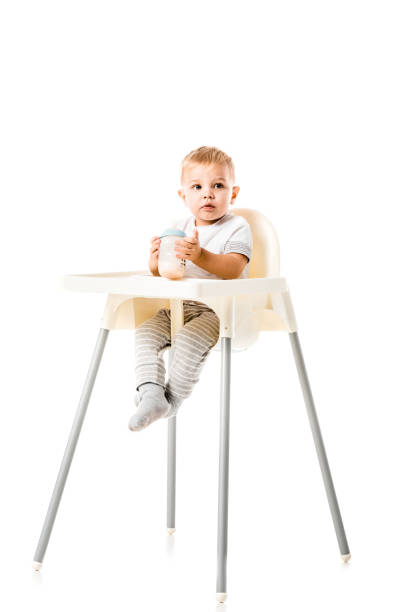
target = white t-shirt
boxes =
[174,213,253,280]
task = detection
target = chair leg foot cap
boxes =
[216,592,227,603]
[342,553,351,563]
[167,527,176,535]
[32,561,42,571]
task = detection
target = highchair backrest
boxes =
[231,208,280,278]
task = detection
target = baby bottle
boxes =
[158,229,187,280]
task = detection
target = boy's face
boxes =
[178,163,240,226]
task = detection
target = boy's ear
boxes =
[230,185,240,205]
[178,188,186,203]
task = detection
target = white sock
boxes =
[128,383,171,432]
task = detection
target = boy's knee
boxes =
[202,312,220,337]
[175,319,219,350]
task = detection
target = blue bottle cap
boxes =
[159,229,186,239]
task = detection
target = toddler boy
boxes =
[129,146,253,431]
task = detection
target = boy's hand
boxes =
[150,236,161,261]
[174,228,202,264]
[148,236,161,276]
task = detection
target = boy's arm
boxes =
[195,249,249,280]
[175,228,250,280]
[175,228,249,279]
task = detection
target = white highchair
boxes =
[33,208,351,603]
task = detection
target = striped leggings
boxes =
[134,300,220,406]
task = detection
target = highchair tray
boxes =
[62,270,287,299]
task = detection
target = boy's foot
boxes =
[128,383,171,432]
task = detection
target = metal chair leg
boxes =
[167,414,176,534]
[167,300,183,534]
[216,337,232,603]
[289,331,351,561]
[33,327,109,570]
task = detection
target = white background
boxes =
[1,1,408,610]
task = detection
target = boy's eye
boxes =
[192,184,201,190]
[214,183,224,188]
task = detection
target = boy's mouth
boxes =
[201,204,215,210]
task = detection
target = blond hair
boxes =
[181,146,235,183]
